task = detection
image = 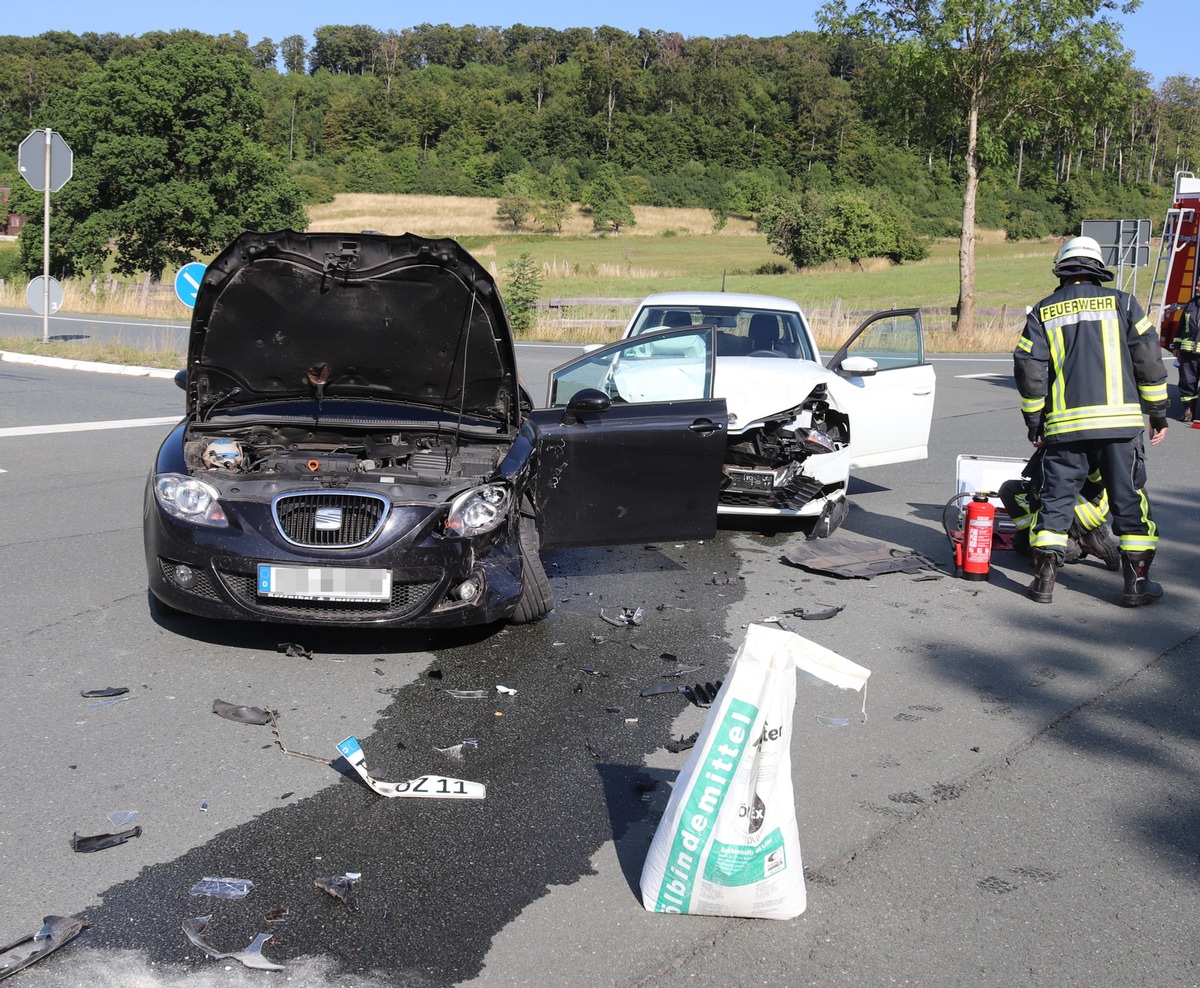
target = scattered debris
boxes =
[782,604,845,621]
[433,740,478,762]
[665,731,700,753]
[181,916,284,972]
[816,715,851,728]
[586,738,608,759]
[336,736,486,799]
[212,699,276,726]
[199,802,208,813]
[640,682,683,698]
[86,695,131,709]
[445,689,488,700]
[681,681,723,707]
[606,706,623,714]
[276,642,313,658]
[314,873,359,908]
[0,914,87,982]
[105,810,138,827]
[264,907,288,924]
[599,607,644,627]
[79,687,128,699]
[71,826,141,853]
[188,877,254,900]
[268,711,331,765]
[495,685,517,696]
[782,536,943,578]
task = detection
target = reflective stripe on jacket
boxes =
[1013,283,1168,441]
[1177,296,1200,353]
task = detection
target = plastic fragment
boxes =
[445,689,488,700]
[336,736,485,799]
[277,642,312,658]
[212,699,276,726]
[71,826,141,853]
[783,604,845,621]
[181,917,284,972]
[106,810,139,827]
[314,874,358,907]
[586,738,608,759]
[188,877,254,900]
[599,606,644,627]
[86,696,131,709]
[666,731,700,753]
[640,682,683,698]
[495,685,517,696]
[681,681,723,707]
[0,914,87,981]
[817,715,851,728]
[80,687,128,698]
[264,907,288,924]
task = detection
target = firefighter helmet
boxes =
[1055,236,1105,266]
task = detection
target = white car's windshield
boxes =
[629,305,815,361]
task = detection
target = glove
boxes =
[1149,415,1168,432]
[1026,414,1044,444]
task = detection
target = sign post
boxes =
[18,129,73,343]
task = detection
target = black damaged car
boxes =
[145,230,729,629]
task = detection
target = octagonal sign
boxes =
[18,129,73,192]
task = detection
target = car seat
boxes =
[748,313,780,352]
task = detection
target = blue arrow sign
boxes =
[174,262,207,308]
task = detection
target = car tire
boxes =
[511,509,553,624]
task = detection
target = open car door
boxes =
[825,308,935,469]
[527,326,727,548]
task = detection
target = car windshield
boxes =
[628,306,815,361]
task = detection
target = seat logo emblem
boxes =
[315,507,343,531]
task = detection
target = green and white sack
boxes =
[640,623,870,920]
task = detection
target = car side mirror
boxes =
[836,356,878,378]
[563,387,612,423]
[174,369,188,391]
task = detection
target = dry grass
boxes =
[306,193,758,238]
[0,336,184,368]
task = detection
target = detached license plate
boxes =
[257,564,392,602]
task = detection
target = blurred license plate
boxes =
[257,565,392,602]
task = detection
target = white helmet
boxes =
[1055,236,1104,265]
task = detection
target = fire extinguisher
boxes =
[961,492,995,581]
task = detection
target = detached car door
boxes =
[825,308,936,468]
[528,326,727,548]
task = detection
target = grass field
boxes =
[0,192,1103,356]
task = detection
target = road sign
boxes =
[26,276,64,316]
[175,262,207,308]
[18,129,73,192]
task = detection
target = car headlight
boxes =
[154,474,228,527]
[446,483,511,537]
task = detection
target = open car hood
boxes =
[715,357,840,429]
[183,231,520,425]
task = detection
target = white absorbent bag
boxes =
[640,623,869,920]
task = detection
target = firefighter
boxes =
[997,447,1119,570]
[1169,292,1200,422]
[1013,235,1169,606]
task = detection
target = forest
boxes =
[0,16,1197,285]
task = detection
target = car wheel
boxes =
[511,509,553,624]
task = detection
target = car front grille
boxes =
[158,558,222,599]
[272,492,389,548]
[719,477,841,510]
[218,569,439,620]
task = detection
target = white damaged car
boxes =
[610,291,936,536]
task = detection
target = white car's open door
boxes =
[825,308,935,469]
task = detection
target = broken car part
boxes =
[188,877,254,900]
[181,917,283,972]
[71,826,141,852]
[445,689,488,700]
[314,873,359,907]
[337,736,485,799]
[681,681,723,707]
[106,810,139,827]
[212,699,276,725]
[79,687,128,698]
[599,606,644,627]
[268,710,332,765]
[782,536,943,579]
[276,642,313,658]
[0,915,87,982]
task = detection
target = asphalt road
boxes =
[0,349,1196,987]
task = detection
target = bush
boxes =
[504,252,541,336]
[0,244,24,282]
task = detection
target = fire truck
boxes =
[1146,171,1200,348]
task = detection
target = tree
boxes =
[38,40,306,279]
[503,251,542,335]
[586,164,635,233]
[760,189,928,268]
[819,0,1139,332]
[496,173,536,230]
[280,34,308,74]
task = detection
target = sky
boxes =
[3,0,1191,87]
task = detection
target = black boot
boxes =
[1028,549,1060,603]
[1120,550,1163,606]
[1079,523,1121,571]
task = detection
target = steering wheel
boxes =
[748,349,786,358]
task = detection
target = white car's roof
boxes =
[632,291,806,313]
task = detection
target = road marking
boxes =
[0,416,179,438]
